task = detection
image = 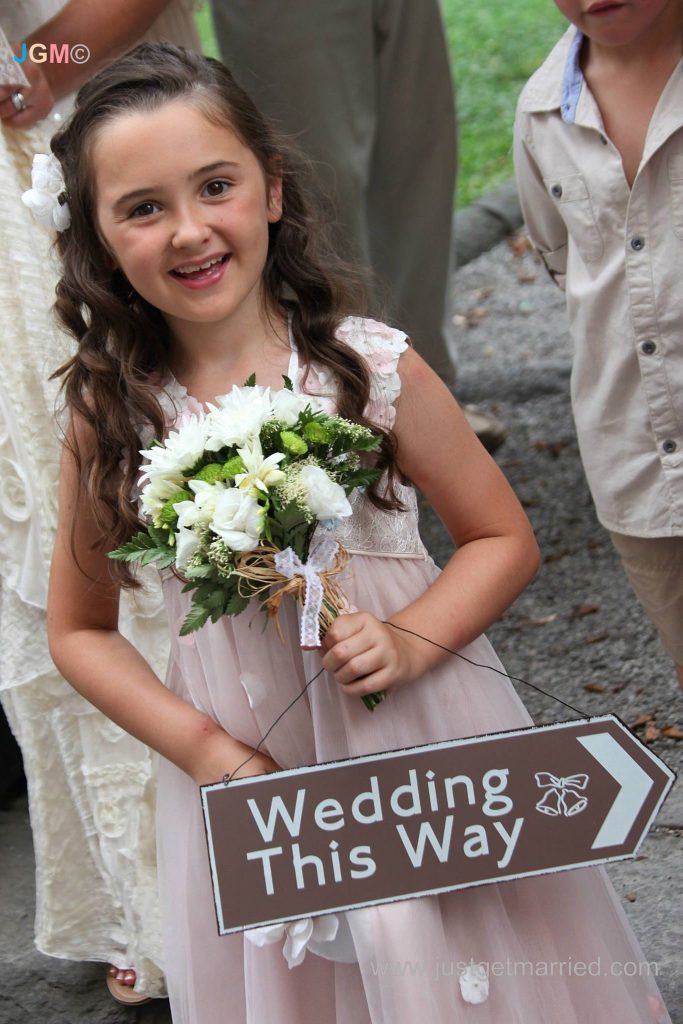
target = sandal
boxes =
[106,966,152,1006]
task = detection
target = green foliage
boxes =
[443,0,566,207]
[222,455,247,478]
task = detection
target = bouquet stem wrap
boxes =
[274,537,344,647]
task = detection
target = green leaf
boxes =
[243,372,256,387]
[282,374,294,391]
[224,591,250,616]
[108,531,156,561]
[179,602,212,635]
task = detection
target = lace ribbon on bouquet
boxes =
[232,537,349,648]
[274,537,345,647]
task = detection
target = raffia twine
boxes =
[232,542,350,643]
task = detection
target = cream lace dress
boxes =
[154,318,670,1024]
[0,0,199,996]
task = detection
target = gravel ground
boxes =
[1,237,681,1023]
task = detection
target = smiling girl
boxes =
[44,42,670,1024]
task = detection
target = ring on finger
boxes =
[9,90,27,113]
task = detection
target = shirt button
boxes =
[662,439,677,454]
[550,184,563,198]
[641,340,656,355]
[630,236,645,251]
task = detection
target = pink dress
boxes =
[154,318,670,1024]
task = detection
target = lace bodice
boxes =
[161,316,427,560]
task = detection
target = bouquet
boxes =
[109,377,385,709]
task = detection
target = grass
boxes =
[444,1,567,206]
[194,1,568,208]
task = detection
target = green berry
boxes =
[280,430,308,455]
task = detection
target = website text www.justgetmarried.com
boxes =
[369,957,660,980]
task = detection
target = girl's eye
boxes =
[130,201,160,219]
[203,179,231,198]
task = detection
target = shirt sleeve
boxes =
[513,109,568,291]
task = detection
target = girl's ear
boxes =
[267,174,283,224]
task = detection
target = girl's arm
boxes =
[322,348,541,697]
[47,417,278,786]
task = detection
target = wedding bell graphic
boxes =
[534,771,589,817]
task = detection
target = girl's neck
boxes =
[167,301,290,401]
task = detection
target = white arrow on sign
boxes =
[578,732,654,849]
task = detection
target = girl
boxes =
[46,42,670,1024]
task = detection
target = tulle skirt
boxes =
[157,553,670,1023]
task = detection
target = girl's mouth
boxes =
[170,253,230,288]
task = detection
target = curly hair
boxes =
[51,42,406,584]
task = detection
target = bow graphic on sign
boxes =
[534,771,589,817]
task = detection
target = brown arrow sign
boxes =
[201,714,675,935]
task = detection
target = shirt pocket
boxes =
[542,172,604,262]
[667,155,683,239]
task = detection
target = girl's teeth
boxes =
[176,256,224,274]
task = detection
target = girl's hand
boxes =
[321,612,425,700]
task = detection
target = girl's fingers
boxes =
[333,647,385,687]
[338,668,389,699]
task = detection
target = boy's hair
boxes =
[51,42,405,584]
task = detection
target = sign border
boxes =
[200,713,676,936]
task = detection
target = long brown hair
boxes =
[51,42,405,584]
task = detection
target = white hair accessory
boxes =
[21,153,71,231]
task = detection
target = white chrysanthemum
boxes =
[209,487,264,551]
[298,464,352,520]
[271,388,324,425]
[205,385,273,450]
[140,414,209,481]
[234,436,286,496]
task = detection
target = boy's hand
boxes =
[321,612,424,699]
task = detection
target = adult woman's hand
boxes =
[0,54,55,129]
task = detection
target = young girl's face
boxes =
[92,99,282,339]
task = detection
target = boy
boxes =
[514,1,683,688]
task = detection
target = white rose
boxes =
[209,487,264,551]
[298,464,352,520]
[175,480,227,529]
[205,385,273,450]
[271,389,323,425]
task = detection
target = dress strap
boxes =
[335,317,409,430]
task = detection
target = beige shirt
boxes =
[514,27,683,537]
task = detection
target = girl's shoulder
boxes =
[334,316,410,429]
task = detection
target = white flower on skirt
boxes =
[245,915,340,969]
[459,961,489,1004]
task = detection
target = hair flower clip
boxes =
[21,153,71,231]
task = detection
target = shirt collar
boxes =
[560,29,584,124]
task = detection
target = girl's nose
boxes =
[170,206,212,250]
